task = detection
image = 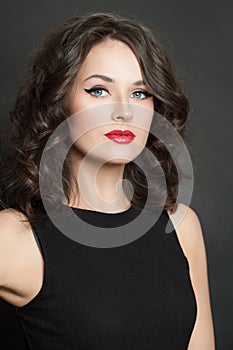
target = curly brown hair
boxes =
[0,12,191,225]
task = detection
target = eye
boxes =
[131,90,152,99]
[84,87,109,97]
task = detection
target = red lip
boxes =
[104,129,135,144]
[105,130,135,137]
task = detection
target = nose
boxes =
[111,101,133,122]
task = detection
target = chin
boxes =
[104,157,133,165]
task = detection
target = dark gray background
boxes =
[0,1,232,349]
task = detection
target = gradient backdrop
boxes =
[0,1,232,349]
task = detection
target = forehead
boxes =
[78,39,143,79]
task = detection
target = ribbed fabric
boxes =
[15,204,197,350]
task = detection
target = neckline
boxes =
[62,202,143,231]
[64,203,136,216]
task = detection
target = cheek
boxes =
[69,87,94,115]
[70,129,96,157]
[69,117,104,152]
[69,97,87,116]
[145,98,154,111]
[137,130,150,145]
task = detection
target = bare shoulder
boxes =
[166,202,206,263]
[0,208,32,287]
[0,208,44,307]
[167,203,216,349]
[0,208,33,255]
[0,208,32,233]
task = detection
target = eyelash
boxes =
[84,87,108,98]
[84,86,152,99]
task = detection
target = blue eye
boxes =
[84,87,108,97]
[131,91,152,99]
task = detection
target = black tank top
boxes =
[14,204,197,350]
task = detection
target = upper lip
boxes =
[105,129,135,137]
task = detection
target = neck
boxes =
[67,149,131,213]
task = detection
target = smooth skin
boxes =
[0,39,215,349]
[67,39,154,211]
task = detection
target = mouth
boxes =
[104,130,135,144]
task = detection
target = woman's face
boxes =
[68,39,154,164]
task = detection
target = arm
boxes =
[0,209,20,287]
[0,209,36,288]
[168,204,216,350]
[0,209,44,307]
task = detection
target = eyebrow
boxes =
[83,74,146,86]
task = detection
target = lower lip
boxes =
[105,135,135,144]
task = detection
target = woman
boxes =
[0,12,215,349]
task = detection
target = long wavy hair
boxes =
[0,12,191,225]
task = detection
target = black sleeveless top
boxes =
[14,204,197,350]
